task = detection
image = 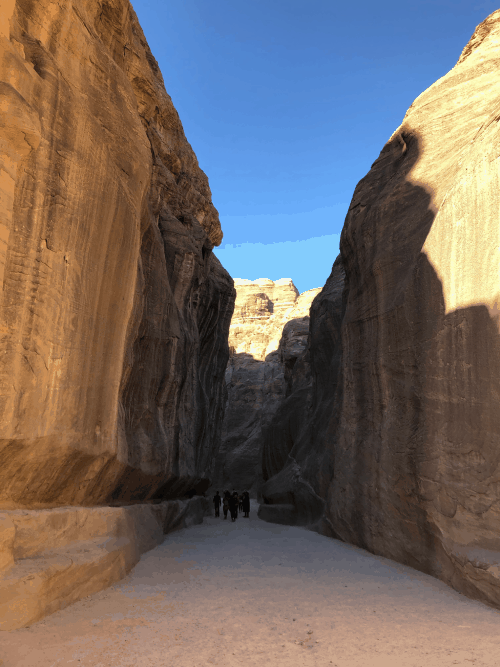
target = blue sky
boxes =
[131,0,497,293]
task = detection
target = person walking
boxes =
[213,491,221,518]
[229,492,238,522]
[222,491,230,520]
[242,491,250,518]
[238,493,244,512]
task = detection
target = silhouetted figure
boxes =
[242,491,250,517]
[229,492,238,521]
[223,490,230,520]
[238,494,244,512]
[213,491,221,517]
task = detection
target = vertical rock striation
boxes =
[211,279,320,495]
[323,9,500,607]
[0,0,235,509]
[259,9,500,609]
[0,0,235,629]
[255,9,500,609]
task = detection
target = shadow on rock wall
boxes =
[212,312,317,498]
[321,128,500,607]
[259,256,345,526]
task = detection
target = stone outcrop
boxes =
[324,9,500,608]
[0,0,234,627]
[211,280,320,495]
[260,9,500,610]
[0,497,208,631]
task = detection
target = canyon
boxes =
[1,0,500,634]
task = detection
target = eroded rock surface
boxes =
[0,497,208,630]
[0,0,235,509]
[323,9,500,608]
[211,280,320,495]
[260,257,345,526]
[260,10,500,609]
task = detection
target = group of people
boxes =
[212,490,250,521]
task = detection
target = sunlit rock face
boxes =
[0,0,235,509]
[321,10,500,608]
[211,280,320,495]
[257,9,500,609]
[229,278,301,360]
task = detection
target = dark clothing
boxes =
[223,494,230,519]
[228,495,238,521]
[213,493,221,517]
[242,493,250,517]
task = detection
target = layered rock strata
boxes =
[0,0,234,627]
[211,279,320,495]
[261,9,500,609]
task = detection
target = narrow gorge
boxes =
[2,0,500,637]
[210,278,321,497]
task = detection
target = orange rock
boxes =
[0,0,234,509]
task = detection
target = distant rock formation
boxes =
[0,0,234,627]
[259,257,345,526]
[211,279,320,495]
[260,9,500,610]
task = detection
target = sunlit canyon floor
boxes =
[1,501,499,667]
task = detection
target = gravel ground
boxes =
[1,500,500,666]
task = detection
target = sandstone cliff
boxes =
[211,279,320,495]
[0,0,235,509]
[260,9,500,609]
[325,10,500,607]
[0,0,234,628]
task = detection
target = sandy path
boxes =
[1,501,499,666]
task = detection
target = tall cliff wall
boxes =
[211,279,320,495]
[0,0,235,510]
[0,0,235,628]
[259,9,500,608]
[325,9,500,607]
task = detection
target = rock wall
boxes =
[259,257,345,526]
[211,279,320,495]
[0,0,235,510]
[260,9,500,609]
[0,497,208,631]
[324,9,500,607]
